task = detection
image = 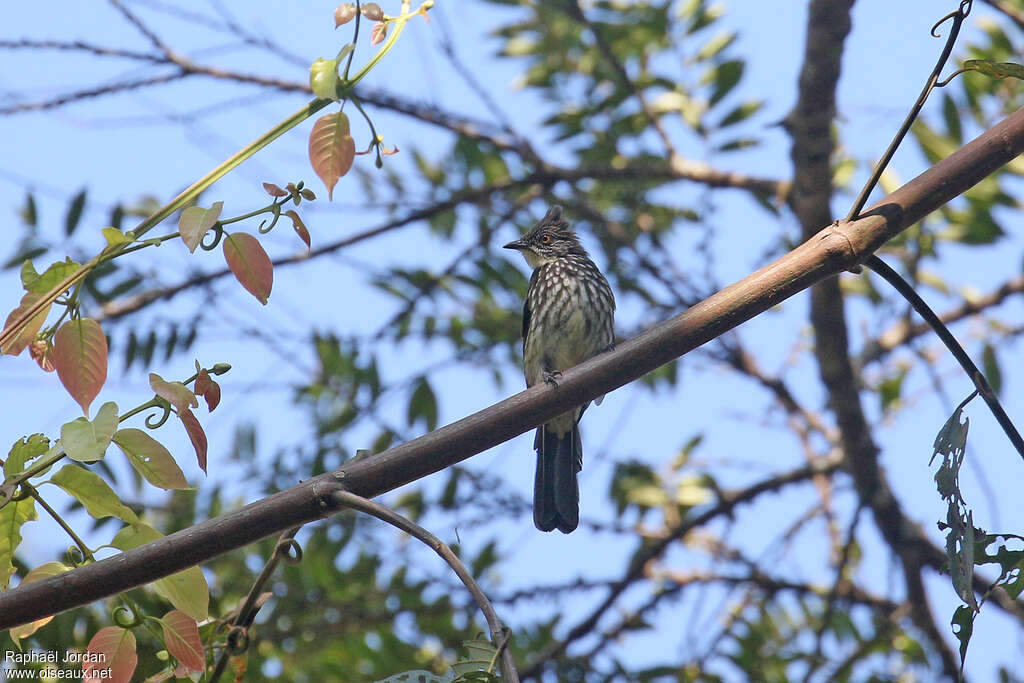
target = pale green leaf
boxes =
[48,463,139,524]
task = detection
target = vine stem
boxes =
[846,0,971,221]
[864,254,1024,461]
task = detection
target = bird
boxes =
[503,205,615,533]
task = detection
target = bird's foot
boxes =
[543,370,562,387]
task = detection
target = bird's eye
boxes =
[540,234,552,244]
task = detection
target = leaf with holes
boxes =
[161,610,205,672]
[180,408,208,473]
[114,428,189,490]
[0,497,37,590]
[1,291,51,356]
[178,202,223,253]
[308,112,355,200]
[285,210,311,249]
[5,434,49,478]
[22,258,80,294]
[53,318,108,415]
[86,627,137,683]
[223,232,273,304]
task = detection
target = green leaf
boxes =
[374,672,449,683]
[65,188,87,236]
[0,496,37,590]
[113,428,189,490]
[22,258,81,294]
[951,604,975,669]
[20,192,37,227]
[879,370,906,412]
[982,343,1002,396]
[961,58,1024,81]
[5,434,50,478]
[60,401,118,463]
[48,462,139,524]
[113,523,209,620]
[716,99,763,128]
[309,57,340,100]
[703,59,743,106]
[407,377,438,431]
[178,202,223,253]
[101,226,130,247]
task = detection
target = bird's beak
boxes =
[503,238,526,250]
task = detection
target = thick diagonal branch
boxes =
[1,105,1023,629]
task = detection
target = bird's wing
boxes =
[522,296,531,352]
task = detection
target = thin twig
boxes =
[330,490,519,682]
[846,0,972,220]
[208,526,302,683]
[865,254,1024,461]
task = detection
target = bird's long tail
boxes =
[533,424,581,533]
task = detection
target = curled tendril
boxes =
[200,222,226,251]
[932,0,972,37]
[145,400,172,429]
[258,203,283,234]
[226,626,250,655]
[65,545,86,567]
[275,538,303,564]
[112,604,141,629]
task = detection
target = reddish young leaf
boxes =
[161,610,205,672]
[180,408,208,473]
[285,210,312,249]
[262,182,288,198]
[308,112,355,200]
[85,626,137,683]
[178,202,223,253]
[149,373,198,412]
[1,292,51,357]
[53,318,108,416]
[371,20,388,45]
[334,2,357,27]
[223,232,274,304]
[299,188,317,201]
[194,369,222,412]
[362,3,384,21]
[30,339,55,371]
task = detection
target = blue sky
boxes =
[2,0,1023,678]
